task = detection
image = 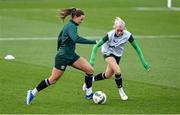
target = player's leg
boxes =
[82,56,115,91]
[93,54,119,81]
[105,56,121,75]
[105,56,128,100]
[90,54,115,82]
[82,63,114,91]
[26,67,64,105]
[26,54,66,105]
[93,64,114,81]
[72,57,94,99]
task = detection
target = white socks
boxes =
[119,87,125,96]
[85,77,94,96]
[92,77,95,82]
[31,88,38,96]
[118,87,128,100]
[86,87,92,96]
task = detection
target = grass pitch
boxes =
[0,0,180,114]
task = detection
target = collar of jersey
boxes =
[114,33,119,37]
[70,19,79,26]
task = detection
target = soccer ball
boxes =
[92,91,107,104]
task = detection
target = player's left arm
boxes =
[129,35,151,71]
[68,26,96,44]
[76,36,96,44]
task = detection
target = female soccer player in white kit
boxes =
[83,17,151,101]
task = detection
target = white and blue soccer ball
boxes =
[92,91,107,104]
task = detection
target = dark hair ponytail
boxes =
[58,7,84,22]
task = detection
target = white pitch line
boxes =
[0,37,56,41]
[0,35,179,41]
[0,8,56,12]
[136,35,180,39]
[135,7,180,11]
[2,7,180,12]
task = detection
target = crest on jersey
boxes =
[61,65,65,70]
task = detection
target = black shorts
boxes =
[103,54,121,64]
[55,53,80,71]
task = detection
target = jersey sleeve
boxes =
[128,35,134,43]
[102,34,109,42]
[67,26,96,44]
[76,36,96,44]
[67,26,78,42]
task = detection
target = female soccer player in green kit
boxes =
[83,17,151,101]
[26,8,96,105]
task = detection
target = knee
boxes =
[105,76,111,79]
[114,72,121,75]
[114,70,121,76]
[104,74,111,79]
[86,66,94,74]
[104,72,112,79]
[48,77,58,85]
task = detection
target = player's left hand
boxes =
[144,62,151,71]
[96,40,98,44]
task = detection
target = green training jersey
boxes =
[57,20,96,59]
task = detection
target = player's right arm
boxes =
[89,35,108,66]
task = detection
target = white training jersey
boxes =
[101,29,131,57]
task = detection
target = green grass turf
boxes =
[0,58,180,114]
[0,0,180,114]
